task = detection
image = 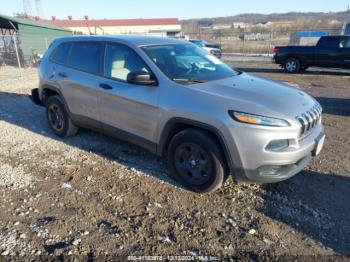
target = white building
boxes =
[212,24,232,30]
[42,17,182,37]
[232,22,249,29]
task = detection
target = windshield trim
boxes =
[141,44,237,85]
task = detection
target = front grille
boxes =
[297,103,322,138]
[210,50,221,57]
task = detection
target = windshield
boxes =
[142,44,237,83]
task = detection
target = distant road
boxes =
[223,53,273,62]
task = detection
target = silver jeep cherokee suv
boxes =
[37,35,325,193]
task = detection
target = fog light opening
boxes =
[266,139,289,151]
[258,165,283,176]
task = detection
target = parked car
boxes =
[273,35,350,73]
[189,39,222,58]
[34,35,325,193]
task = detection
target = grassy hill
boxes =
[182,11,350,33]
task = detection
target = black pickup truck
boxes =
[273,36,350,73]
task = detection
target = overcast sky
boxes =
[3,0,350,19]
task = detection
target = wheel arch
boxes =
[41,84,69,110]
[157,118,234,173]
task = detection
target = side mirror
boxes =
[127,71,157,86]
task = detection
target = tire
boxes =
[167,128,227,193]
[46,95,78,137]
[284,58,301,73]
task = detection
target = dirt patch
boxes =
[0,64,349,259]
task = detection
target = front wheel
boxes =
[284,58,301,73]
[167,129,227,193]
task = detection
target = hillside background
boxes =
[181,11,350,33]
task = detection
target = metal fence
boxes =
[0,34,45,66]
[1,35,19,62]
[186,27,343,57]
[0,33,46,77]
[0,34,22,77]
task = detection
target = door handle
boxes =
[58,72,68,78]
[99,83,113,90]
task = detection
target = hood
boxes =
[194,72,317,119]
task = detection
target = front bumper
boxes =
[222,121,325,183]
[234,153,313,183]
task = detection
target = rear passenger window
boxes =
[51,42,71,64]
[68,42,102,74]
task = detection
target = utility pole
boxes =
[22,0,33,17]
[23,0,44,18]
[341,5,350,35]
[35,0,44,18]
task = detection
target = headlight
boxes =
[229,111,290,127]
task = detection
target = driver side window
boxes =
[104,43,150,81]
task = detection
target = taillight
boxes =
[273,47,280,54]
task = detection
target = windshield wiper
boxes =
[172,78,206,84]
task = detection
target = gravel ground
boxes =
[0,63,349,260]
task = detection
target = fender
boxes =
[157,117,241,174]
[40,84,67,107]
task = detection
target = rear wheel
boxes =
[46,96,78,137]
[284,58,301,73]
[168,129,227,193]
